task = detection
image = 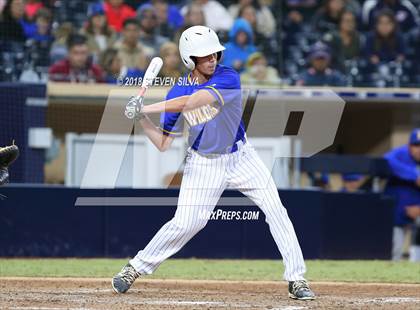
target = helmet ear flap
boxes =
[184,53,220,70]
[182,56,195,70]
[188,56,196,70]
[188,56,197,70]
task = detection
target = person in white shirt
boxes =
[181,0,233,32]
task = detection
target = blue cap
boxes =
[342,173,364,182]
[88,3,104,17]
[409,128,420,145]
[309,41,330,60]
[137,3,156,18]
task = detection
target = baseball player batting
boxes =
[112,25,315,300]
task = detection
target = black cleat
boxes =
[288,280,315,300]
[112,263,140,293]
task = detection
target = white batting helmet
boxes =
[179,25,225,70]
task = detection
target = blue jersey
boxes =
[160,65,246,154]
[385,145,420,182]
[384,145,420,226]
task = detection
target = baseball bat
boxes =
[139,57,164,96]
[125,57,163,119]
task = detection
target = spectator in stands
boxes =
[296,41,346,86]
[49,34,104,83]
[364,9,406,65]
[181,0,233,32]
[284,0,352,43]
[385,128,420,261]
[99,48,144,84]
[184,2,206,27]
[174,3,206,43]
[343,0,361,16]
[238,5,271,49]
[137,4,168,58]
[362,0,419,32]
[81,3,117,61]
[285,0,318,26]
[20,0,45,38]
[221,18,257,72]
[323,10,362,72]
[158,41,183,80]
[114,18,148,71]
[50,22,74,64]
[149,0,184,39]
[238,3,280,66]
[28,7,52,43]
[240,52,281,85]
[24,0,42,21]
[282,3,309,49]
[0,0,26,42]
[229,0,276,38]
[26,7,53,68]
[312,0,346,33]
[103,0,136,33]
[99,48,122,83]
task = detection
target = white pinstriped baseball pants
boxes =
[130,142,307,281]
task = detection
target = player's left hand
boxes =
[124,95,145,121]
[0,144,19,186]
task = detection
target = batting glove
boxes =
[125,95,145,121]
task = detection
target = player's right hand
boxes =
[124,95,145,121]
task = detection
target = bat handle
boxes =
[138,87,146,97]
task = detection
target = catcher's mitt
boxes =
[0,144,19,186]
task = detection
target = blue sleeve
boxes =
[384,147,419,182]
[159,86,184,136]
[198,67,241,107]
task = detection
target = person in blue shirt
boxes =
[385,128,420,261]
[112,25,315,301]
[221,18,257,72]
[30,8,53,43]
